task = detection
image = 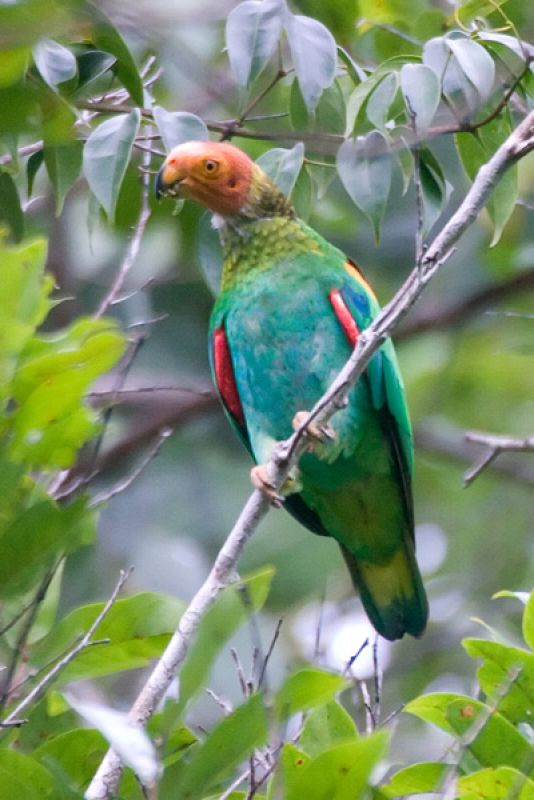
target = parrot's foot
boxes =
[292,410,336,445]
[250,465,283,508]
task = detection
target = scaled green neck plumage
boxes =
[216,164,321,291]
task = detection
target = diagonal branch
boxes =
[85,109,534,800]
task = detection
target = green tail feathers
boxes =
[341,545,428,641]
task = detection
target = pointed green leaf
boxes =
[27,149,44,197]
[420,147,451,234]
[478,32,534,68]
[0,171,24,242]
[33,38,77,89]
[256,141,304,197]
[455,115,517,245]
[225,0,283,87]
[400,63,440,134]
[300,701,358,757]
[275,669,348,722]
[153,107,208,153]
[0,750,55,799]
[406,693,534,773]
[463,638,534,725]
[458,767,534,800]
[423,36,479,115]
[524,590,534,649]
[87,3,144,106]
[34,729,107,795]
[197,211,223,295]
[446,37,495,103]
[285,13,336,111]
[382,762,448,797]
[285,733,388,800]
[366,72,398,130]
[44,140,83,215]
[170,694,268,800]
[83,109,140,220]
[76,49,117,91]
[31,592,183,682]
[336,131,392,242]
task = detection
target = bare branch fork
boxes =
[85,110,534,799]
[463,430,534,486]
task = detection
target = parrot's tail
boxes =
[341,544,428,641]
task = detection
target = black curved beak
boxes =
[155,163,169,200]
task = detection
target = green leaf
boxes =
[31,592,183,682]
[87,3,144,106]
[478,32,534,68]
[197,211,223,295]
[0,46,29,88]
[455,115,517,245]
[44,140,83,215]
[366,72,398,130]
[524,591,534,649]
[168,694,268,800]
[285,12,337,111]
[82,109,140,220]
[76,49,116,91]
[9,318,126,467]
[27,149,44,197]
[171,567,274,719]
[458,767,534,800]
[290,79,346,135]
[336,131,392,242]
[400,63,440,134]
[34,728,108,794]
[463,638,534,726]
[446,37,495,103]
[0,750,55,799]
[256,141,304,197]
[382,762,448,797]
[153,107,209,153]
[0,497,94,599]
[423,35,479,116]
[405,693,534,773]
[274,668,348,722]
[284,733,388,800]
[0,171,24,242]
[420,147,451,234]
[300,701,359,757]
[33,38,77,89]
[225,0,283,87]
[0,238,51,395]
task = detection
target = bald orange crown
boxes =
[157,141,254,216]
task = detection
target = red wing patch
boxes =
[213,326,245,426]
[329,289,359,348]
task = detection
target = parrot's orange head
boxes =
[156,141,254,216]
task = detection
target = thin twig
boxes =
[89,427,173,507]
[257,618,283,691]
[1,568,132,727]
[464,430,534,486]
[85,108,534,800]
[95,145,153,318]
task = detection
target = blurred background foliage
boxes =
[0,0,534,793]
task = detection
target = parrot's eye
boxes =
[203,159,219,175]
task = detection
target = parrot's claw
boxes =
[250,465,283,508]
[292,410,336,445]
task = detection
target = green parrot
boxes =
[156,140,428,640]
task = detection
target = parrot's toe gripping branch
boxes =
[292,410,336,446]
[250,465,284,508]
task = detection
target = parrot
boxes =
[156,140,428,641]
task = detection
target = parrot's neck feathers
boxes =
[215,164,295,234]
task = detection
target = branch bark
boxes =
[85,109,534,799]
